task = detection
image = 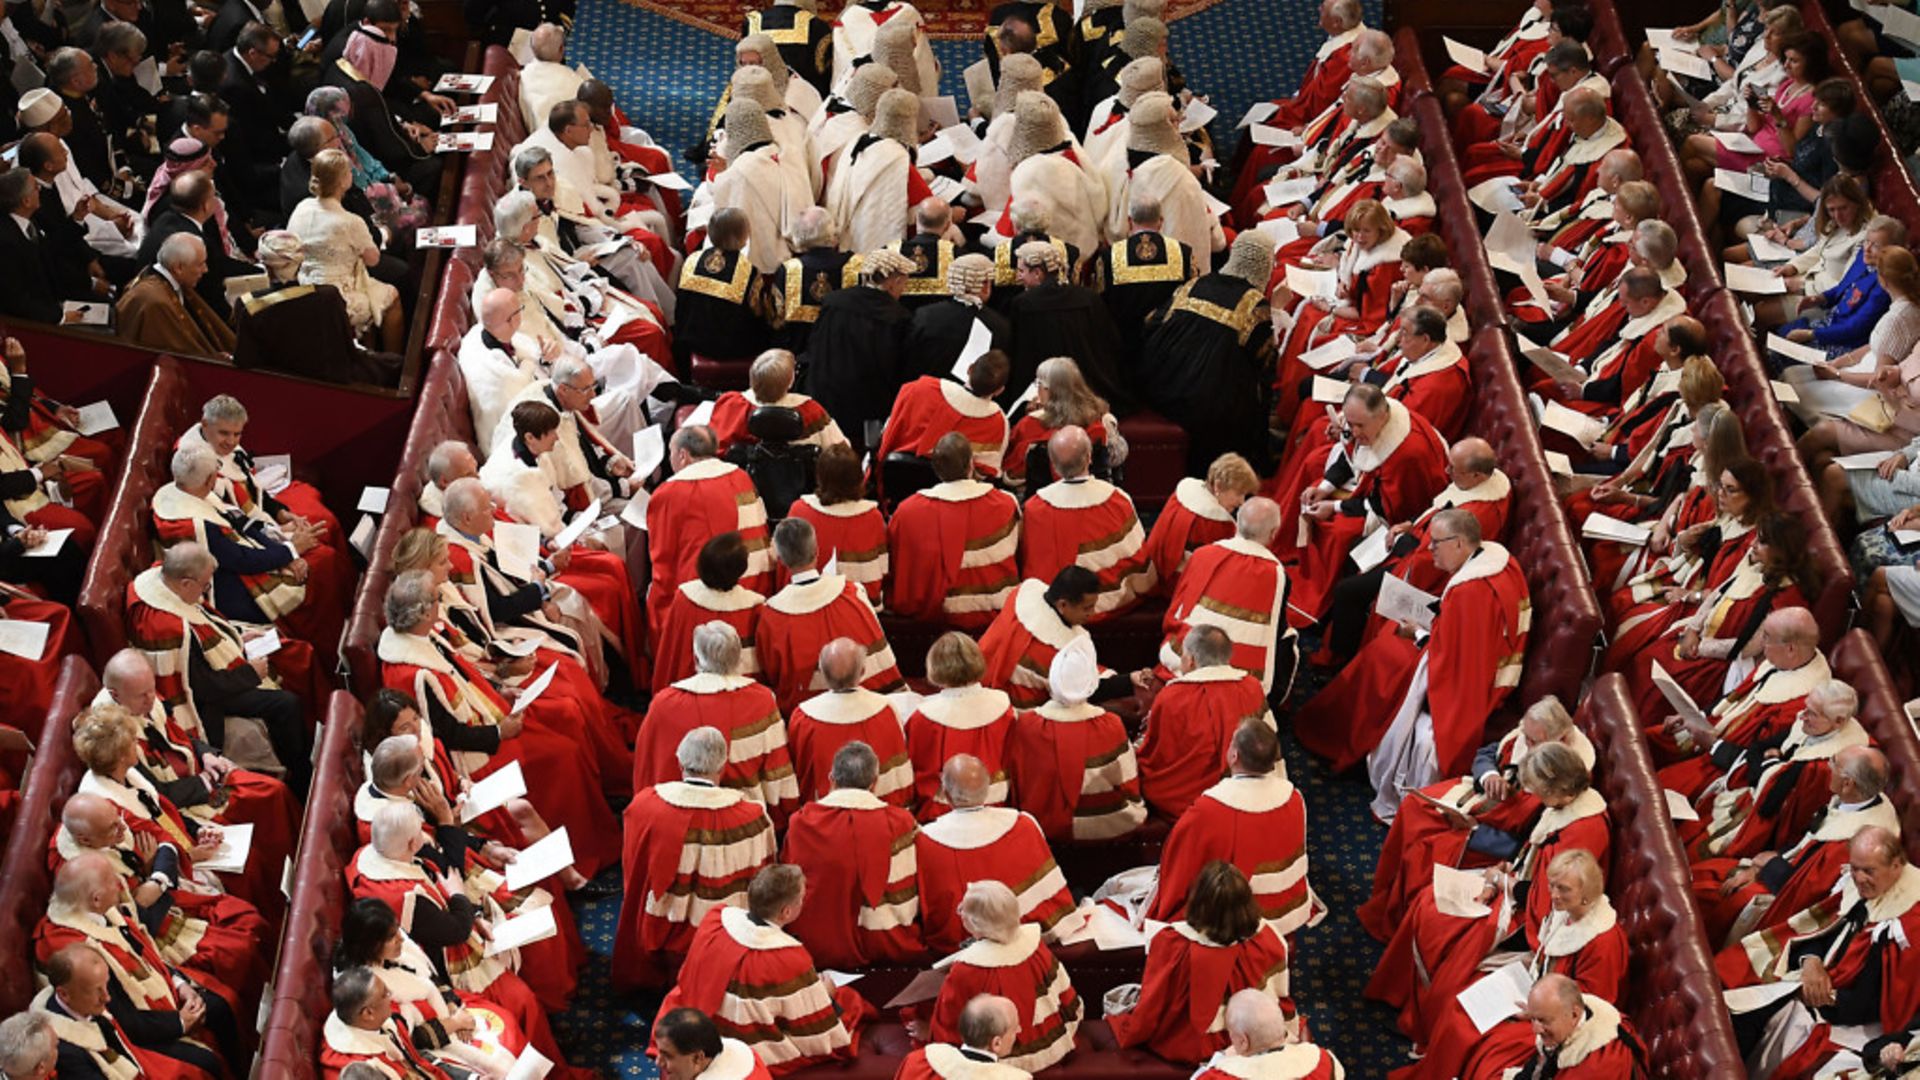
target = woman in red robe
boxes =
[1140,458,1257,592]
[1273,202,1409,382]
[1367,744,1610,1040]
[905,633,1016,820]
[924,880,1081,1074]
[1109,862,1298,1064]
[653,532,765,692]
[784,446,887,606]
[1396,849,1629,1079]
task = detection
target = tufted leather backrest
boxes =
[75,358,191,667]
[0,656,98,1014]
[428,258,477,354]
[1827,629,1920,860]
[1577,674,1745,1077]
[1392,27,1433,97]
[1694,291,1854,636]
[1799,1,1920,226]
[1611,69,1721,304]
[1588,1,1631,76]
[257,691,366,1080]
[1414,94,1507,332]
[1461,326,1603,716]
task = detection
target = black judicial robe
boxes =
[904,299,1012,384]
[885,233,958,311]
[674,246,773,370]
[1005,280,1133,413]
[805,283,913,452]
[1138,273,1274,473]
[740,4,833,95]
[772,248,862,357]
[1090,229,1194,371]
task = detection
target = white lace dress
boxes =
[286,196,398,333]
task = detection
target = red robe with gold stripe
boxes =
[614,779,776,990]
[1007,700,1144,841]
[785,495,887,607]
[1019,477,1155,619]
[1157,538,1294,695]
[1149,772,1319,938]
[929,925,1080,1073]
[876,376,1011,483]
[1456,996,1637,1080]
[978,580,1099,710]
[1192,1044,1346,1080]
[647,458,774,640]
[710,391,844,456]
[1109,922,1295,1064]
[788,688,911,805]
[633,673,799,825]
[886,480,1022,631]
[914,807,1074,954]
[757,572,904,714]
[905,685,1015,821]
[781,787,922,968]
[1137,668,1274,820]
[1140,477,1236,594]
[652,580,764,693]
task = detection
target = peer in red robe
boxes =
[0,588,78,726]
[758,562,905,714]
[786,492,887,606]
[781,779,922,968]
[1137,657,1275,820]
[1156,531,1296,697]
[635,669,799,825]
[615,773,776,991]
[929,922,1080,1074]
[34,980,200,1080]
[0,360,120,521]
[887,475,1023,632]
[1265,19,1360,130]
[788,676,912,805]
[320,1009,460,1080]
[894,1043,1030,1080]
[978,576,1102,709]
[1191,1043,1346,1080]
[905,677,1016,821]
[1019,472,1155,619]
[1149,721,1319,938]
[1006,643,1144,841]
[1140,472,1249,594]
[648,453,775,640]
[1456,991,1639,1080]
[656,901,870,1074]
[877,374,1012,485]
[915,802,1076,953]
[653,535,766,693]
[1692,794,1901,949]
[1651,650,1833,793]
[1110,914,1295,1065]
[1680,710,1870,863]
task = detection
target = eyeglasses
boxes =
[1428,533,1460,550]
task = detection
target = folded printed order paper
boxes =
[1375,573,1438,632]
[461,761,527,823]
[200,823,253,874]
[1724,262,1788,294]
[505,826,573,890]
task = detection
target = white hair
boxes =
[170,444,219,487]
[370,801,420,857]
[676,726,728,778]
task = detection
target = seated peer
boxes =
[780,740,922,968]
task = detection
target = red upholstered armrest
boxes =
[1589,1,1631,75]
[1610,70,1721,302]
[1829,630,1920,861]
[1413,96,1506,332]
[0,656,98,1015]
[429,259,478,355]
[1576,674,1746,1076]
[1392,27,1432,97]
[1114,410,1187,517]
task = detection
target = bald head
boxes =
[479,287,520,339]
[914,197,951,235]
[1763,607,1820,669]
[957,995,1020,1056]
[1047,425,1092,479]
[1235,497,1282,545]
[1449,437,1497,485]
[1834,746,1889,802]
[940,754,991,808]
[1564,88,1606,131]
[1599,148,1643,187]
[1225,989,1290,1055]
[60,792,122,849]
[101,648,157,715]
[817,637,866,691]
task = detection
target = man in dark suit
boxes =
[139,170,257,310]
[18,133,120,292]
[202,0,268,53]
[233,229,401,384]
[45,48,119,192]
[217,23,288,217]
[94,21,164,178]
[0,168,83,325]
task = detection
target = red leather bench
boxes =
[1589,0,1633,76]
[1461,326,1605,719]
[1414,95,1509,332]
[1577,673,1746,1076]
[1393,26,1433,97]
[429,257,478,355]
[0,656,97,1015]
[257,691,367,1080]
[75,358,191,667]
[1827,629,1920,859]
[1611,68,1723,305]
[1113,410,1187,516]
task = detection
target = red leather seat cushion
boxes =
[1115,410,1186,516]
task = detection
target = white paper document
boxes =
[1432,864,1494,918]
[631,426,666,480]
[1582,513,1652,547]
[1256,216,1301,246]
[938,123,982,164]
[1309,375,1348,405]
[1485,211,1549,307]
[493,522,542,581]
[1650,659,1707,726]
[551,499,603,551]
[510,662,561,715]
[1298,334,1357,371]
[1665,789,1701,822]
[1544,449,1574,476]
[1713,169,1771,202]
[1643,28,1695,53]
[1540,401,1606,448]
[1375,573,1439,632]
[823,970,864,987]
[349,515,377,559]
[416,225,478,249]
[356,486,390,514]
[435,132,495,153]
[0,619,49,660]
[253,455,292,496]
[685,398,717,429]
[1873,3,1920,49]
[62,301,109,326]
[1771,380,1801,405]
[461,761,527,823]
[924,95,961,130]
[487,903,558,957]
[1712,130,1765,155]
[1836,451,1896,470]
[1443,36,1489,73]
[1658,49,1714,79]
[505,826,574,890]
[1285,264,1338,300]
[504,1044,554,1080]
[1350,525,1392,573]
[1467,177,1525,215]
[1263,177,1318,208]
[434,73,495,93]
[243,629,282,660]
[23,529,71,557]
[1087,905,1146,950]
[1459,961,1535,1034]
[73,401,117,435]
[620,489,651,528]
[1724,262,1787,294]
[441,102,499,125]
[1248,124,1302,149]
[1179,98,1217,133]
[1520,344,1582,385]
[952,319,994,381]
[1721,980,1805,1012]
[199,823,254,874]
[1766,333,1827,365]
[1237,101,1278,129]
[1897,528,1920,546]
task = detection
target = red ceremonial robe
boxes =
[780,787,923,967]
[1156,537,1294,695]
[1359,725,1597,939]
[1019,477,1155,619]
[34,984,194,1080]
[978,579,1097,709]
[710,391,841,455]
[1372,340,1472,439]
[320,1012,459,1079]
[656,906,869,1074]
[914,806,1074,953]
[0,591,78,726]
[757,571,905,714]
[1002,416,1110,492]
[877,376,1011,484]
[1680,717,1870,862]
[929,924,1081,1073]
[633,673,799,825]
[1137,666,1275,819]
[904,685,1015,820]
[614,779,776,990]
[1149,771,1320,938]
[1652,654,1831,787]
[893,1044,1031,1080]
[788,687,912,805]
[364,933,595,1080]
[1191,1044,1346,1080]
[886,479,1023,631]
[1296,542,1529,778]
[1109,922,1294,1064]
[653,580,764,693]
[647,458,774,640]
[1607,517,1757,663]
[1140,477,1236,594]
[1006,699,1144,841]
[1269,29,1357,130]
[1456,996,1638,1080]
[0,367,119,519]
[1692,796,1901,948]
[786,495,887,607]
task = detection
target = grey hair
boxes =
[202,394,248,424]
[530,22,566,62]
[425,440,473,485]
[1183,624,1233,668]
[1128,194,1163,226]
[1869,215,1909,245]
[332,966,381,1020]
[1351,27,1393,66]
[551,355,592,388]
[1328,0,1362,27]
[1521,695,1574,738]
[789,205,837,250]
[494,189,540,239]
[157,232,205,271]
[160,541,215,581]
[1421,269,1464,307]
[1346,76,1387,116]
[1635,219,1679,265]
[97,21,147,59]
[0,1011,54,1077]
[383,570,439,633]
[1008,197,1051,234]
[288,115,332,157]
[829,740,879,790]
[511,143,553,183]
[676,726,728,778]
[691,621,743,675]
[1386,157,1427,196]
[771,517,817,571]
[370,735,422,789]
[1808,679,1859,718]
[370,800,420,856]
[1433,506,1483,545]
[957,880,1020,942]
[44,47,90,90]
[441,477,492,522]
[170,444,219,487]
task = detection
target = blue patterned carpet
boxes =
[554,0,1393,1075]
